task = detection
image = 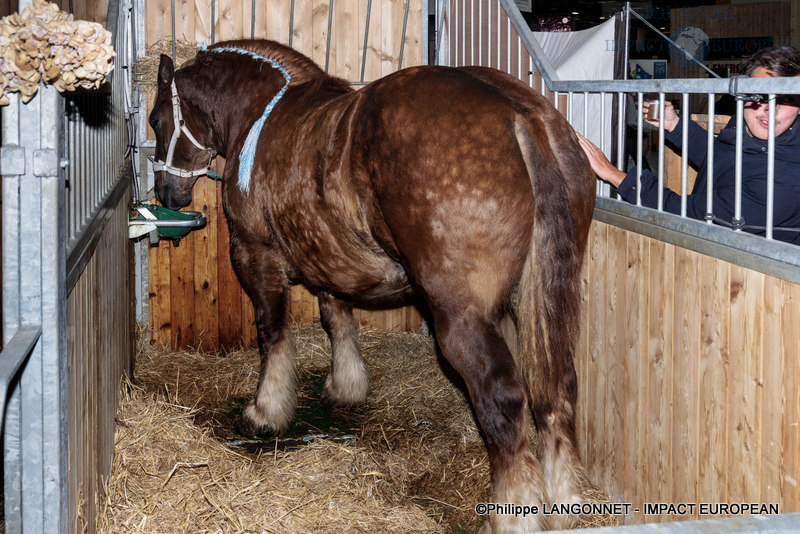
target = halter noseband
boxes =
[149,79,216,178]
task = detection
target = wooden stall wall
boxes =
[145,0,425,349]
[575,220,800,525]
[0,1,108,22]
[66,184,135,534]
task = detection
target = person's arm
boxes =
[642,100,713,168]
[578,132,706,216]
[576,133,626,187]
[663,117,712,168]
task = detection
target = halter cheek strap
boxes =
[150,79,216,178]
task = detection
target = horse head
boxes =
[149,54,215,210]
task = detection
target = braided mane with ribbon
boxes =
[202,44,291,194]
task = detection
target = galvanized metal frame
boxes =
[65,0,129,258]
[0,0,133,531]
[435,0,800,284]
[1,79,68,532]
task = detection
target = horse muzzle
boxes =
[154,176,194,210]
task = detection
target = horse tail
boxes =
[511,111,593,505]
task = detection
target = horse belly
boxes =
[288,235,411,303]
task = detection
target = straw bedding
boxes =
[96,322,617,533]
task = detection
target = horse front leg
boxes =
[318,292,368,407]
[231,239,296,434]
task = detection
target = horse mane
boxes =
[205,39,351,92]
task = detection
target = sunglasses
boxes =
[743,94,800,106]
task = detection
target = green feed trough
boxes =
[129,204,207,243]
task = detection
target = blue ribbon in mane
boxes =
[202,44,291,194]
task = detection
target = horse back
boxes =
[349,66,593,302]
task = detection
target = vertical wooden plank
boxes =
[727,266,763,506]
[215,171,244,349]
[192,177,220,350]
[312,0,330,69]
[145,0,172,47]
[762,275,784,507]
[66,279,77,534]
[217,0,244,41]
[242,286,257,347]
[605,225,627,500]
[194,0,213,43]
[239,0,250,39]
[624,231,648,524]
[268,0,292,43]
[697,255,730,515]
[671,247,701,517]
[333,0,357,79]
[303,286,317,324]
[170,228,196,348]
[149,238,172,347]
[174,0,197,43]
[0,0,16,18]
[405,0,422,68]
[84,263,93,533]
[292,0,314,57]
[646,239,673,520]
[782,280,800,512]
[79,270,89,533]
[586,221,607,485]
[406,304,422,331]
[381,0,398,75]
[89,256,99,533]
[288,284,301,324]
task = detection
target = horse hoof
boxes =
[239,399,293,436]
[320,381,366,408]
[321,369,368,407]
[235,413,267,438]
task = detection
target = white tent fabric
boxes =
[532,18,617,156]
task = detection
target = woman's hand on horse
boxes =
[576,133,627,188]
[641,100,679,132]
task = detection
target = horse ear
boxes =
[158,54,175,88]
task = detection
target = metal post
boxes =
[766,95,776,239]
[705,93,715,222]
[635,92,643,206]
[734,97,744,230]
[325,0,334,73]
[680,92,689,217]
[360,0,372,83]
[1,84,68,534]
[398,0,409,70]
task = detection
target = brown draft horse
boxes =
[149,39,595,533]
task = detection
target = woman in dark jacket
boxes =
[578,46,800,245]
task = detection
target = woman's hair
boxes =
[742,46,800,77]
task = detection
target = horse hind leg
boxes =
[432,306,548,533]
[533,359,583,529]
[318,292,368,407]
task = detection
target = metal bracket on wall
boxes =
[0,145,26,176]
[33,148,59,177]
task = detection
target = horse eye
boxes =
[149,117,159,129]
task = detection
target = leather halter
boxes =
[149,79,215,178]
